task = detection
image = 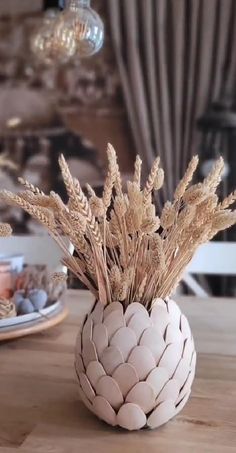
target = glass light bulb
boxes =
[30,9,75,65]
[54,0,104,59]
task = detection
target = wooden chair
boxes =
[182,241,236,297]
[0,235,73,273]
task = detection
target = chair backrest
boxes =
[0,235,73,273]
[186,241,236,275]
[183,241,236,297]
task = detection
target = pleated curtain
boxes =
[108,0,236,202]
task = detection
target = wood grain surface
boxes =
[0,290,236,452]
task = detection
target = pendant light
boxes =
[30,9,72,65]
[30,1,104,65]
[55,0,104,58]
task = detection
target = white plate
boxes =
[0,300,62,330]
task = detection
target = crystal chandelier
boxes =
[31,0,104,65]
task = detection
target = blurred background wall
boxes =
[0,0,135,234]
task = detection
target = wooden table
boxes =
[1,290,236,453]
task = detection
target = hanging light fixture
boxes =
[30,9,71,65]
[30,1,104,65]
[55,0,104,58]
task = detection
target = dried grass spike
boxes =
[160,202,176,229]
[114,196,127,217]
[118,281,128,301]
[18,177,44,196]
[136,275,147,301]
[73,178,102,246]
[154,168,164,191]
[211,210,236,232]
[110,265,121,293]
[103,144,117,209]
[203,157,224,190]
[89,196,105,218]
[51,272,68,285]
[0,223,12,237]
[70,211,87,233]
[108,143,123,197]
[198,194,218,212]
[50,191,67,212]
[150,233,165,270]
[142,217,160,234]
[0,191,56,229]
[174,155,199,200]
[191,224,211,243]
[58,154,77,202]
[177,205,196,228]
[145,203,156,219]
[86,184,96,197]
[127,182,143,205]
[0,298,16,319]
[183,184,208,205]
[123,267,134,285]
[133,155,142,187]
[219,190,236,210]
[143,157,160,202]
[21,191,59,211]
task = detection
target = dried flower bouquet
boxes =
[1,145,236,430]
[0,145,235,308]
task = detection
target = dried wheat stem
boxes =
[86,184,96,197]
[108,143,123,197]
[174,155,199,201]
[203,156,224,190]
[89,196,105,217]
[183,184,208,205]
[128,233,143,304]
[62,255,98,297]
[0,223,12,237]
[18,177,45,196]
[74,184,102,245]
[0,191,56,229]
[158,247,194,299]
[154,168,164,191]
[135,275,147,302]
[58,156,102,245]
[57,212,95,277]
[103,144,117,209]
[51,272,68,285]
[160,201,176,229]
[218,190,236,210]
[50,191,67,212]
[102,217,112,304]
[211,210,236,231]
[133,155,142,187]
[143,157,160,202]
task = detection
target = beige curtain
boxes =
[108,0,236,201]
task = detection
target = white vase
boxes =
[75,298,196,430]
